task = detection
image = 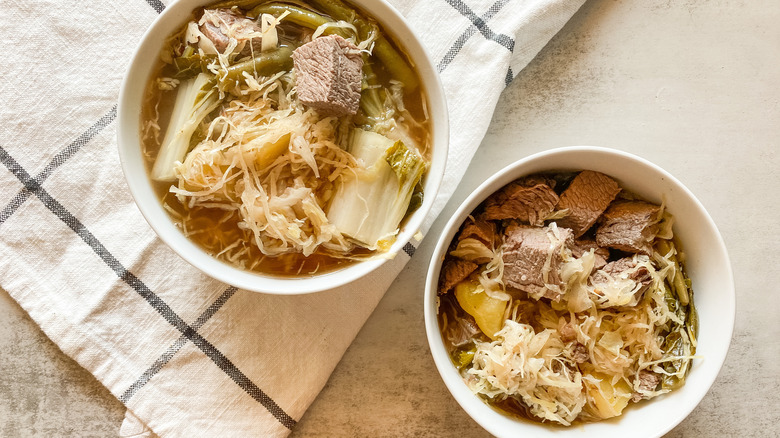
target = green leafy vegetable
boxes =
[660,329,689,390]
[172,46,214,79]
[455,347,476,369]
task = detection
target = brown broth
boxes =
[141,0,430,277]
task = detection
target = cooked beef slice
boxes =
[451,218,497,264]
[590,256,653,299]
[199,9,261,54]
[459,217,498,247]
[292,35,363,117]
[201,21,230,52]
[555,170,621,237]
[632,370,661,401]
[438,259,478,294]
[448,311,481,346]
[595,200,661,255]
[502,224,573,301]
[570,239,609,270]
[483,179,558,225]
[598,257,651,282]
[572,343,589,363]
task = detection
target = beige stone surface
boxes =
[2,0,779,436]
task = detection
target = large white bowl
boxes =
[424,146,734,437]
[118,0,448,294]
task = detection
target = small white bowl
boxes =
[424,146,734,438]
[118,0,448,294]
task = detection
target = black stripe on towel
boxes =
[505,66,514,86]
[444,0,515,52]
[146,0,165,13]
[0,147,296,430]
[0,105,117,225]
[120,286,238,403]
[402,242,416,258]
[437,0,513,72]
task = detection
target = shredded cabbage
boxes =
[467,321,586,426]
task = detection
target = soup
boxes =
[437,171,697,426]
[141,0,431,276]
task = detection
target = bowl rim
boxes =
[117,0,449,294]
[423,145,735,437]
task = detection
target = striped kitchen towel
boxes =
[0,0,584,436]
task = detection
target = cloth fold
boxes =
[0,0,584,436]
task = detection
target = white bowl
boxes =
[118,0,448,294]
[424,146,734,437]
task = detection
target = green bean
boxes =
[686,295,698,352]
[308,0,365,31]
[219,46,294,89]
[249,4,350,38]
[208,0,270,10]
[672,267,689,306]
[657,240,690,306]
[655,239,672,256]
[372,37,418,92]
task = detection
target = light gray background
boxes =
[2,0,778,436]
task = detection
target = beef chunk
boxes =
[572,343,589,363]
[201,21,230,53]
[590,256,653,305]
[502,224,573,301]
[632,370,661,402]
[447,312,481,346]
[450,218,498,264]
[459,217,497,247]
[596,200,662,255]
[595,257,652,284]
[555,171,621,237]
[293,35,363,117]
[570,239,609,271]
[199,9,262,54]
[483,179,559,226]
[438,259,478,294]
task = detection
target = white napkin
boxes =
[0,0,584,436]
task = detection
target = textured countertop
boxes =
[2,0,779,436]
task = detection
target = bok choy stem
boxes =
[151,73,221,181]
[326,129,425,248]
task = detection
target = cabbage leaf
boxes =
[326,129,426,249]
[151,73,221,181]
